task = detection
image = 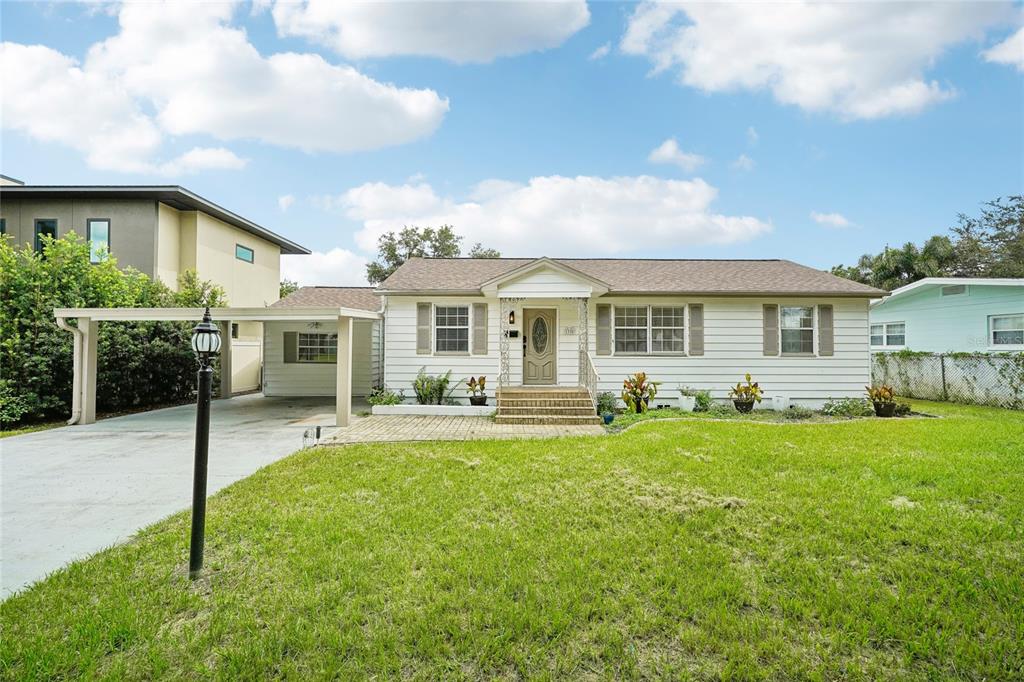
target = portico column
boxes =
[217,320,233,398]
[80,317,99,425]
[335,316,353,427]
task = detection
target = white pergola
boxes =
[53,306,381,427]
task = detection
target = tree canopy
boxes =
[831,196,1023,290]
[365,225,500,284]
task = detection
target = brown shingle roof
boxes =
[272,287,381,311]
[379,258,887,297]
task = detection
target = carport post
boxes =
[80,317,99,425]
[217,321,233,398]
[336,316,352,427]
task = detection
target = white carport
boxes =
[52,306,381,428]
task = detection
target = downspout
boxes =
[55,316,83,425]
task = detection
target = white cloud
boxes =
[621,2,1014,119]
[337,175,771,257]
[731,154,755,172]
[278,194,296,212]
[589,42,611,60]
[0,2,448,173]
[270,0,589,63]
[983,26,1024,71]
[647,138,705,172]
[746,126,758,145]
[281,248,368,286]
[810,211,853,229]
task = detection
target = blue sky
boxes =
[2,1,1022,285]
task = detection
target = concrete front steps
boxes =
[495,386,601,425]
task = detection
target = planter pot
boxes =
[469,395,488,407]
[873,401,896,417]
[679,396,696,412]
[733,399,755,414]
[602,413,614,425]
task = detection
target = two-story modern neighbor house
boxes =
[1,177,310,391]
[869,278,1024,353]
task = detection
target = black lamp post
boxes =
[189,306,221,580]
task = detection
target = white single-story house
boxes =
[55,257,887,426]
[869,277,1024,353]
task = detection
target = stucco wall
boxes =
[192,212,281,308]
[870,284,1024,352]
[0,197,158,275]
[156,203,182,289]
[383,295,872,407]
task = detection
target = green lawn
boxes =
[3,401,1022,679]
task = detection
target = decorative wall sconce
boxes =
[508,310,516,325]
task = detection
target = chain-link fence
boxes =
[871,352,1024,409]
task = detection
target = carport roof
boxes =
[53,306,381,322]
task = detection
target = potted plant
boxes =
[596,391,617,424]
[729,373,763,413]
[866,384,897,417]
[466,376,488,406]
[622,372,660,414]
[678,386,698,412]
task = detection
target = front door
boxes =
[523,309,556,385]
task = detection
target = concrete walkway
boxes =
[327,414,605,444]
[1,395,337,599]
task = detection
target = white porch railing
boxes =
[581,351,600,405]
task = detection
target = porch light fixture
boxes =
[188,306,221,580]
[508,310,515,325]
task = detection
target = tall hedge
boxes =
[0,233,226,426]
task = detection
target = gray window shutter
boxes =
[416,303,431,355]
[472,302,488,354]
[689,304,704,356]
[596,304,612,355]
[763,304,779,356]
[818,304,834,356]
[283,331,297,363]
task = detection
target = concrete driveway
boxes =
[1,395,338,598]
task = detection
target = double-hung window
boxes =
[651,306,685,353]
[990,314,1024,347]
[297,333,337,363]
[780,306,814,354]
[614,305,685,354]
[435,305,469,353]
[614,306,648,353]
[87,219,110,263]
[871,321,906,348]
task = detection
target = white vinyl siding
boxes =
[383,295,871,407]
[263,319,380,397]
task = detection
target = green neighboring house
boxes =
[869,278,1024,353]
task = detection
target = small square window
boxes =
[235,244,254,263]
[34,219,57,253]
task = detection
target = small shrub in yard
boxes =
[596,391,617,416]
[412,369,460,405]
[692,389,714,412]
[784,405,816,420]
[367,385,404,406]
[894,401,912,417]
[822,397,874,418]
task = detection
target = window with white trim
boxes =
[871,321,906,348]
[780,306,814,354]
[435,305,469,353]
[990,314,1024,346]
[614,306,648,353]
[297,333,337,363]
[614,305,685,354]
[651,306,685,353]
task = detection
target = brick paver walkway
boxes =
[324,414,605,444]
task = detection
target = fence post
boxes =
[940,354,948,402]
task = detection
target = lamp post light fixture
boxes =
[188,306,221,580]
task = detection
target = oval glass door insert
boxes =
[532,317,548,353]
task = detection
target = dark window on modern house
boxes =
[0,218,6,235]
[235,244,254,263]
[86,218,110,264]
[780,306,815,354]
[34,219,57,253]
[435,305,469,352]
